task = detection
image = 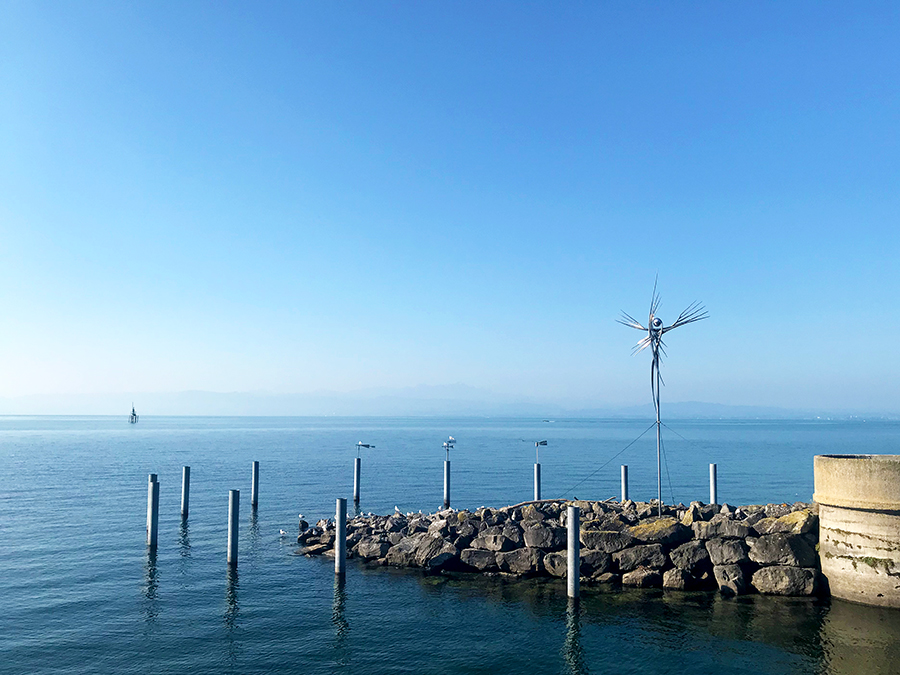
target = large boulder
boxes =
[473,532,516,552]
[692,516,751,540]
[706,538,750,566]
[385,533,426,567]
[460,548,499,572]
[413,534,447,567]
[425,543,460,572]
[580,530,635,553]
[497,547,545,576]
[522,523,566,551]
[580,549,612,577]
[752,509,818,536]
[521,504,548,522]
[713,564,747,596]
[502,523,525,547]
[668,540,710,574]
[427,519,450,537]
[613,544,666,572]
[751,566,818,596]
[749,533,817,567]
[543,552,568,577]
[357,538,391,560]
[663,568,693,590]
[622,568,662,588]
[629,517,692,547]
[453,522,477,549]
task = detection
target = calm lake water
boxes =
[1,416,899,674]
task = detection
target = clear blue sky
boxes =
[1,2,898,412]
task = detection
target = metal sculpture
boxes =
[356,441,374,458]
[619,279,707,515]
[535,440,547,464]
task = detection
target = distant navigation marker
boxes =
[130,404,139,424]
[619,278,707,516]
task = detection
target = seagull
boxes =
[394,505,401,514]
[279,529,287,536]
[298,514,304,520]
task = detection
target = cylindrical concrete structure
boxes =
[567,505,580,599]
[227,489,240,567]
[335,498,347,576]
[443,460,451,509]
[709,463,717,505]
[146,475,160,549]
[534,463,541,501]
[251,461,259,508]
[181,466,190,519]
[621,465,628,502]
[815,454,900,607]
[353,457,361,503]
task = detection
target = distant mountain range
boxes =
[0,385,894,419]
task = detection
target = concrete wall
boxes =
[814,454,900,608]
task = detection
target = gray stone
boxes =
[460,548,499,572]
[580,529,635,553]
[692,517,751,540]
[357,539,391,560]
[521,504,548,522]
[426,543,460,571]
[473,533,516,552]
[613,544,666,572]
[298,543,329,556]
[764,503,793,518]
[580,549,612,577]
[713,564,747,596]
[385,515,406,532]
[501,523,525,547]
[752,510,818,536]
[706,538,750,566]
[663,567,693,590]
[751,566,818,596]
[543,552,567,577]
[596,572,620,584]
[622,568,662,588]
[522,523,566,551]
[669,540,710,573]
[496,547,545,576]
[680,504,703,526]
[749,533,817,567]
[414,534,447,567]
[387,531,404,545]
[427,519,450,537]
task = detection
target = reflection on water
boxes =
[332,574,350,667]
[248,507,260,559]
[178,520,192,559]
[143,548,159,626]
[820,599,900,675]
[563,599,590,675]
[224,567,240,668]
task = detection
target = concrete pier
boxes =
[335,498,347,576]
[181,466,190,519]
[227,490,239,567]
[815,454,900,607]
[146,474,159,549]
[567,505,580,599]
[251,461,259,508]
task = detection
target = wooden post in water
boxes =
[147,474,159,549]
[335,498,347,576]
[443,460,451,509]
[181,466,190,519]
[567,504,580,599]
[251,461,259,508]
[709,463,718,505]
[227,490,240,567]
[353,457,361,504]
[621,465,628,502]
[534,463,542,501]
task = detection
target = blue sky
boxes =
[1,2,898,413]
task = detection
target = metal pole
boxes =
[709,463,717,505]
[621,464,628,502]
[443,460,451,508]
[251,461,259,508]
[335,498,347,576]
[656,367,662,517]
[534,463,542,501]
[181,466,190,519]
[227,489,240,567]
[567,505,580,599]
[353,457,361,503]
[147,474,159,549]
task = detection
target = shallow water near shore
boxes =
[2,415,900,674]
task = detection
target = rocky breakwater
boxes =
[297,499,821,597]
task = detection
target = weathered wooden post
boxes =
[353,457,361,504]
[181,466,190,519]
[567,504,580,599]
[147,474,160,549]
[335,498,347,576]
[621,465,628,502]
[251,461,259,508]
[227,490,240,567]
[709,463,718,505]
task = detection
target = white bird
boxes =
[298,514,304,519]
[394,505,401,514]
[279,529,287,536]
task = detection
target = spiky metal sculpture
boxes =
[619,279,708,515]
